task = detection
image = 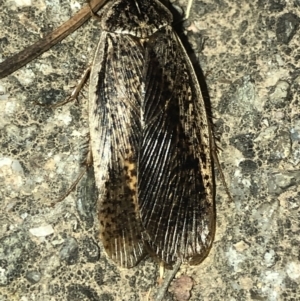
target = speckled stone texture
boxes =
[0,0,299,300]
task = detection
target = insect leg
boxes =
[212,142,234,202]
[185,0,194,19]
[153,261,182,301]
[52,67,91,108]
[51,136,93,206]
[32,67,90,108]
[86,0,104,21]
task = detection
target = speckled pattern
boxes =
[0,0,299,300]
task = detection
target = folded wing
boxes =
[139,26,215,265]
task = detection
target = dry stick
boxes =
[0,0,107,79]
[153,261,181,301]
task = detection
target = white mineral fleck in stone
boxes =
[234,240,249,252]
[70,1,81,10]
[225,246,245,272]
[55,111,72,126]
[0,158,24,189]
[264,249,276,267]
[0,157,13,168]
[15,69,35,86]
[286,262,300,280]
[11,160,24,173]
[5,101,18,116]
[14,0,32,7]
[261,270,285,301]
[270,80,290,105]
[29,225,54,237]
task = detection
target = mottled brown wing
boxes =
[89,32,145,267]
[138,26,215,265]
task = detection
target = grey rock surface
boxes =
[0,0,299,300]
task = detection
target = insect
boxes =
[88,0,216,268]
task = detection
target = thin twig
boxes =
[0,0,107,79]
[153,261,181,301]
